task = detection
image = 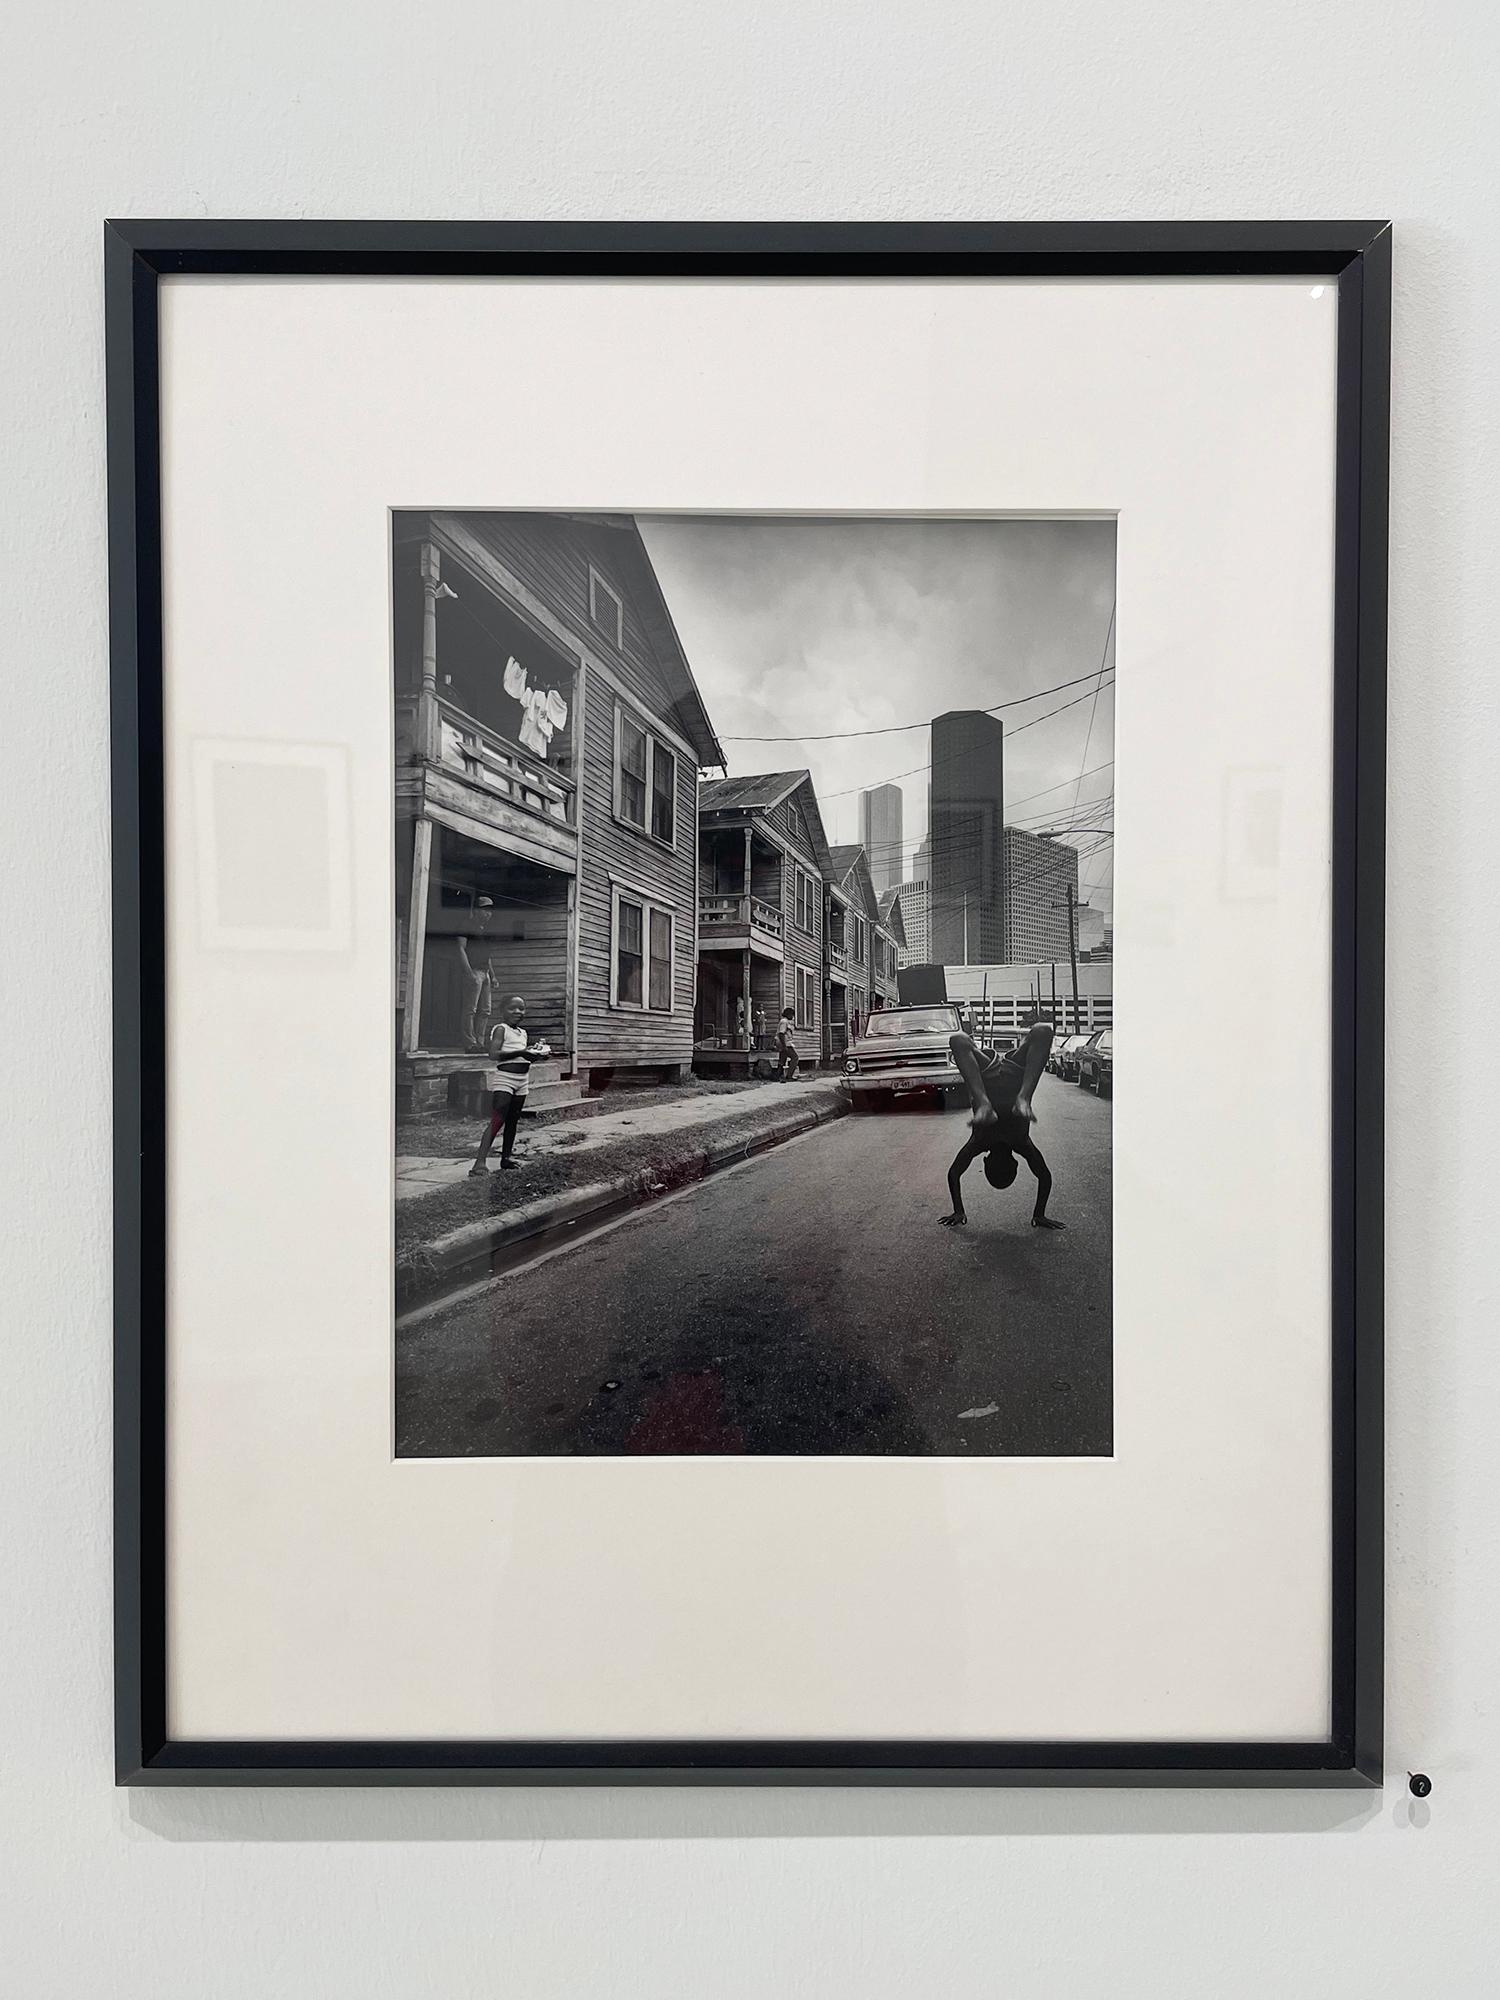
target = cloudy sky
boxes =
[639,515,1117,916]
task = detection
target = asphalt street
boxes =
[396,1074,1112,1457]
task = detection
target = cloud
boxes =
[640,515,1116,913]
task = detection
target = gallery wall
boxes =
[2,1,1495,1991]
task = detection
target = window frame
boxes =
[612,700,679,852]
[793,865,817,937]
[794,964,816,1031]
[588,565,624,650]
[609,882,677,1014]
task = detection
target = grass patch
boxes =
[396,1075,764,1160]
[394,1087,845,1274]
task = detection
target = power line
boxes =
[717,666,1110,744]
[1070,605,1114,821]
[817,676,1114,804]
[1006,759,1114,812]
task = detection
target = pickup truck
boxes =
[840,1002,967,1110]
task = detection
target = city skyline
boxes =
[638,515,1116,918]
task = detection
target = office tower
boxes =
[929,710,1005,963]
[859,783,904,895]
[891,879,930,963]
[1001,828,1078,961]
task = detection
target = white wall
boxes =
[2,3,1496,1993]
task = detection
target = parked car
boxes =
[841,1002,966,1110]
[1075,1028,1113,1095]
[1050,1032,1093,1080]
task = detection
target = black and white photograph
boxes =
[394,511,1116,1456]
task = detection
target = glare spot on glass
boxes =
[1310,285,1326,299]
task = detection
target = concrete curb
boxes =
[396,1090,851,1320]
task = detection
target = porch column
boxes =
[401,816,434,1056]
[741,949,752,1052]
[742,824,752,916]
[562,875,578,1078]
[419,540,442,761]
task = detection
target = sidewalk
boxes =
[396,1076,839,1202]
[395,1075,851,1316]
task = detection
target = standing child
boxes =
[469,994,548,1175]
[775,1006,800,1082]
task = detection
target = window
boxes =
[794,867,816,936]
[616,896,643,1007]
[651,742,676,844]
[795,965,816,1029]
[851,914,866,963]
[618,714,648,828]
[614,703,677,848]
[613,888,674,1013]
[649,907,673,1011]
[589,567,623,649]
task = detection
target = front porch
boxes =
[693,952,784,1071]
[397,823,577,1114]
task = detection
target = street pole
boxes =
[1066,880,1081,1037]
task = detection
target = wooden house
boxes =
[823,843,881,1058]
[694,772,831,1071]
[394,511,724,1110]
[874,886,907,1010]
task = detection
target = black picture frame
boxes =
[109,219,1389,1788]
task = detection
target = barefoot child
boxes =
[939,1011,1065,1230]
[468,995,549,1175]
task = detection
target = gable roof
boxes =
[425,509,725,771]
[699,769,833,877]
[584,518,725,770]
[698,771,807,813]
[877,886,908,948]
[825,842,879,918]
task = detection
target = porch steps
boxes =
[442,1059,585,1119]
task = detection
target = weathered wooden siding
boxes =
[424,511,708,1078]
[775,795,824,1058]
[481,899,569,1051]
[453,513,705,749]
[574,665,698,1073]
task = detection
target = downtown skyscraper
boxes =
[929,709,1005,964]
[858,782,904,895]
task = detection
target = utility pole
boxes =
[1049,879,1083,1036]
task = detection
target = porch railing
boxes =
[698,893,784,939]
[437,698,576,829]
[829,943,849,971]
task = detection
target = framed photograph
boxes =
[110,221,1387,1786]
